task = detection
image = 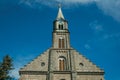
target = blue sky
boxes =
[0,0,120,79]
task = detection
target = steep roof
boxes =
[56,5,65,20]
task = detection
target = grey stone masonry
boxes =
[19,6,105,80]
[19,48,104,80]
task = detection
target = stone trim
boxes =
[50,48,73,50]
[51,71,71,74]
[19,71,48,75]
[77,72,104,75]
[52,32,70,34]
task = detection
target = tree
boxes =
[0,55,14,80]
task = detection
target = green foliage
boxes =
[0,55,14,80]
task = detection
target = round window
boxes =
[41,62,45,66]
[79,63,84,66]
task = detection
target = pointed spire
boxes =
[56,4,65,20]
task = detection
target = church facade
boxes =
[19,7,104,80]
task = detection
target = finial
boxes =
[58,3,62,8]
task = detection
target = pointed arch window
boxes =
[59,38,65,48]
[59,57,66,71]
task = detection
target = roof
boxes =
[56,5,65,20]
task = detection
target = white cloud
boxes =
[11,67,20,79]
[103,33,120,40]
[19,0,97,8]
[89,20,103,33]
[88,32,120,43]
[10,55,36,79]
[96,0,120,22]
[19,0,120,22]
[57,0,97,3]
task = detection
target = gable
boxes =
[71,49,104,72]
[20,49,50,71]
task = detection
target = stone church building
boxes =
[19,6,104,80]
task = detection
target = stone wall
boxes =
[53,73,71,80]
[20,74,47,80]
[77,75,104,80]
[20,49,50,71]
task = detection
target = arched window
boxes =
[59,24,61,29]
[59,24,63,30]
[59,38,65,48]
[62,39,64,48]
[61,25,63,30]
[59,57,66,71]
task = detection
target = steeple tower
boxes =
[52,6,70,49]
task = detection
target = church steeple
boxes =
[56,4,65,20]
[53,5,68,32]
[52,6,70,49]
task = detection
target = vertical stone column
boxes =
[71,72,77,80]
[69,50,77,80]
[48,49,53,80]
[48,72,53,80]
